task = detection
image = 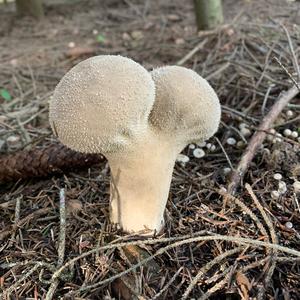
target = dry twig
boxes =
[228,84,299,194]
[45,188,67,300]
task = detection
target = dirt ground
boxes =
[0,0,300,299]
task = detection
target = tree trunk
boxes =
[16,0,44,19]
[194,0,223,30]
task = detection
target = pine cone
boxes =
[0,143,104,183]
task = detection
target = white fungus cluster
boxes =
[266,129,283,144]
[239,123,251,137]
[271,174,300,200]
[271,173,287,199]
[283,128,299,139]
[178,139,218,166]
[266,125,299,144]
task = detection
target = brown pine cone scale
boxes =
[0,143,104,183]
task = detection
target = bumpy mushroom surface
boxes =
[49,55,221,234]
[150,66,221,145]
[49,55,155,154]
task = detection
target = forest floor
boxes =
[0,0,300,299]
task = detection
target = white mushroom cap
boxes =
[49,55,155,154]
[149,66,221,145]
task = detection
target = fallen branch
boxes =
[228,84,299,194]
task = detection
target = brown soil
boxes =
[0,0,300,299]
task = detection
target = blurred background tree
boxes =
[194,0,223,30]
[15,0,44,18]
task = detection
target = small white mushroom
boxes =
[273,173,282,181]
[271,190,280,199]
[283,129,292,137]
[188,144,196,149]
[240,127,251,137]
[291,131,298,139]
[193,148,205,158]
[273,133,283,143]
[6,135,21,148]
[196,141,206,148]
[293,181,300,193]
[285,221,293,229]
[206,143,212,150]
[286,110,294,118]
[238,123,247,130]
[49,56,221,234]
[176,154,190,164]
[210,144,216,152]
[226,137,236,145]
[278,181,287,194]
[223,167,231,175]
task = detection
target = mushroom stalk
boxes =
[108,131,181,233]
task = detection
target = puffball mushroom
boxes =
[49,55,221,234]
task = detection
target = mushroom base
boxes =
[108,133,180,234]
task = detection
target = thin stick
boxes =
[245,184,278,300]
[45,188,67,300]
[245,184,278,245]
[49,232,207,283]
[152,267,183,300]
[214,136,234,170]
[65,234,300,295]
[218,188,269,239]
[1,264,41,297]
[228,84,299,194]
[274,57,300,91]
[177,38,208,66]
[2,232,299,298]
[199,272,230,300]
[182,247,242,299]
[280,23,300,82]
[8,195,22,247]
[261,85,273,115]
